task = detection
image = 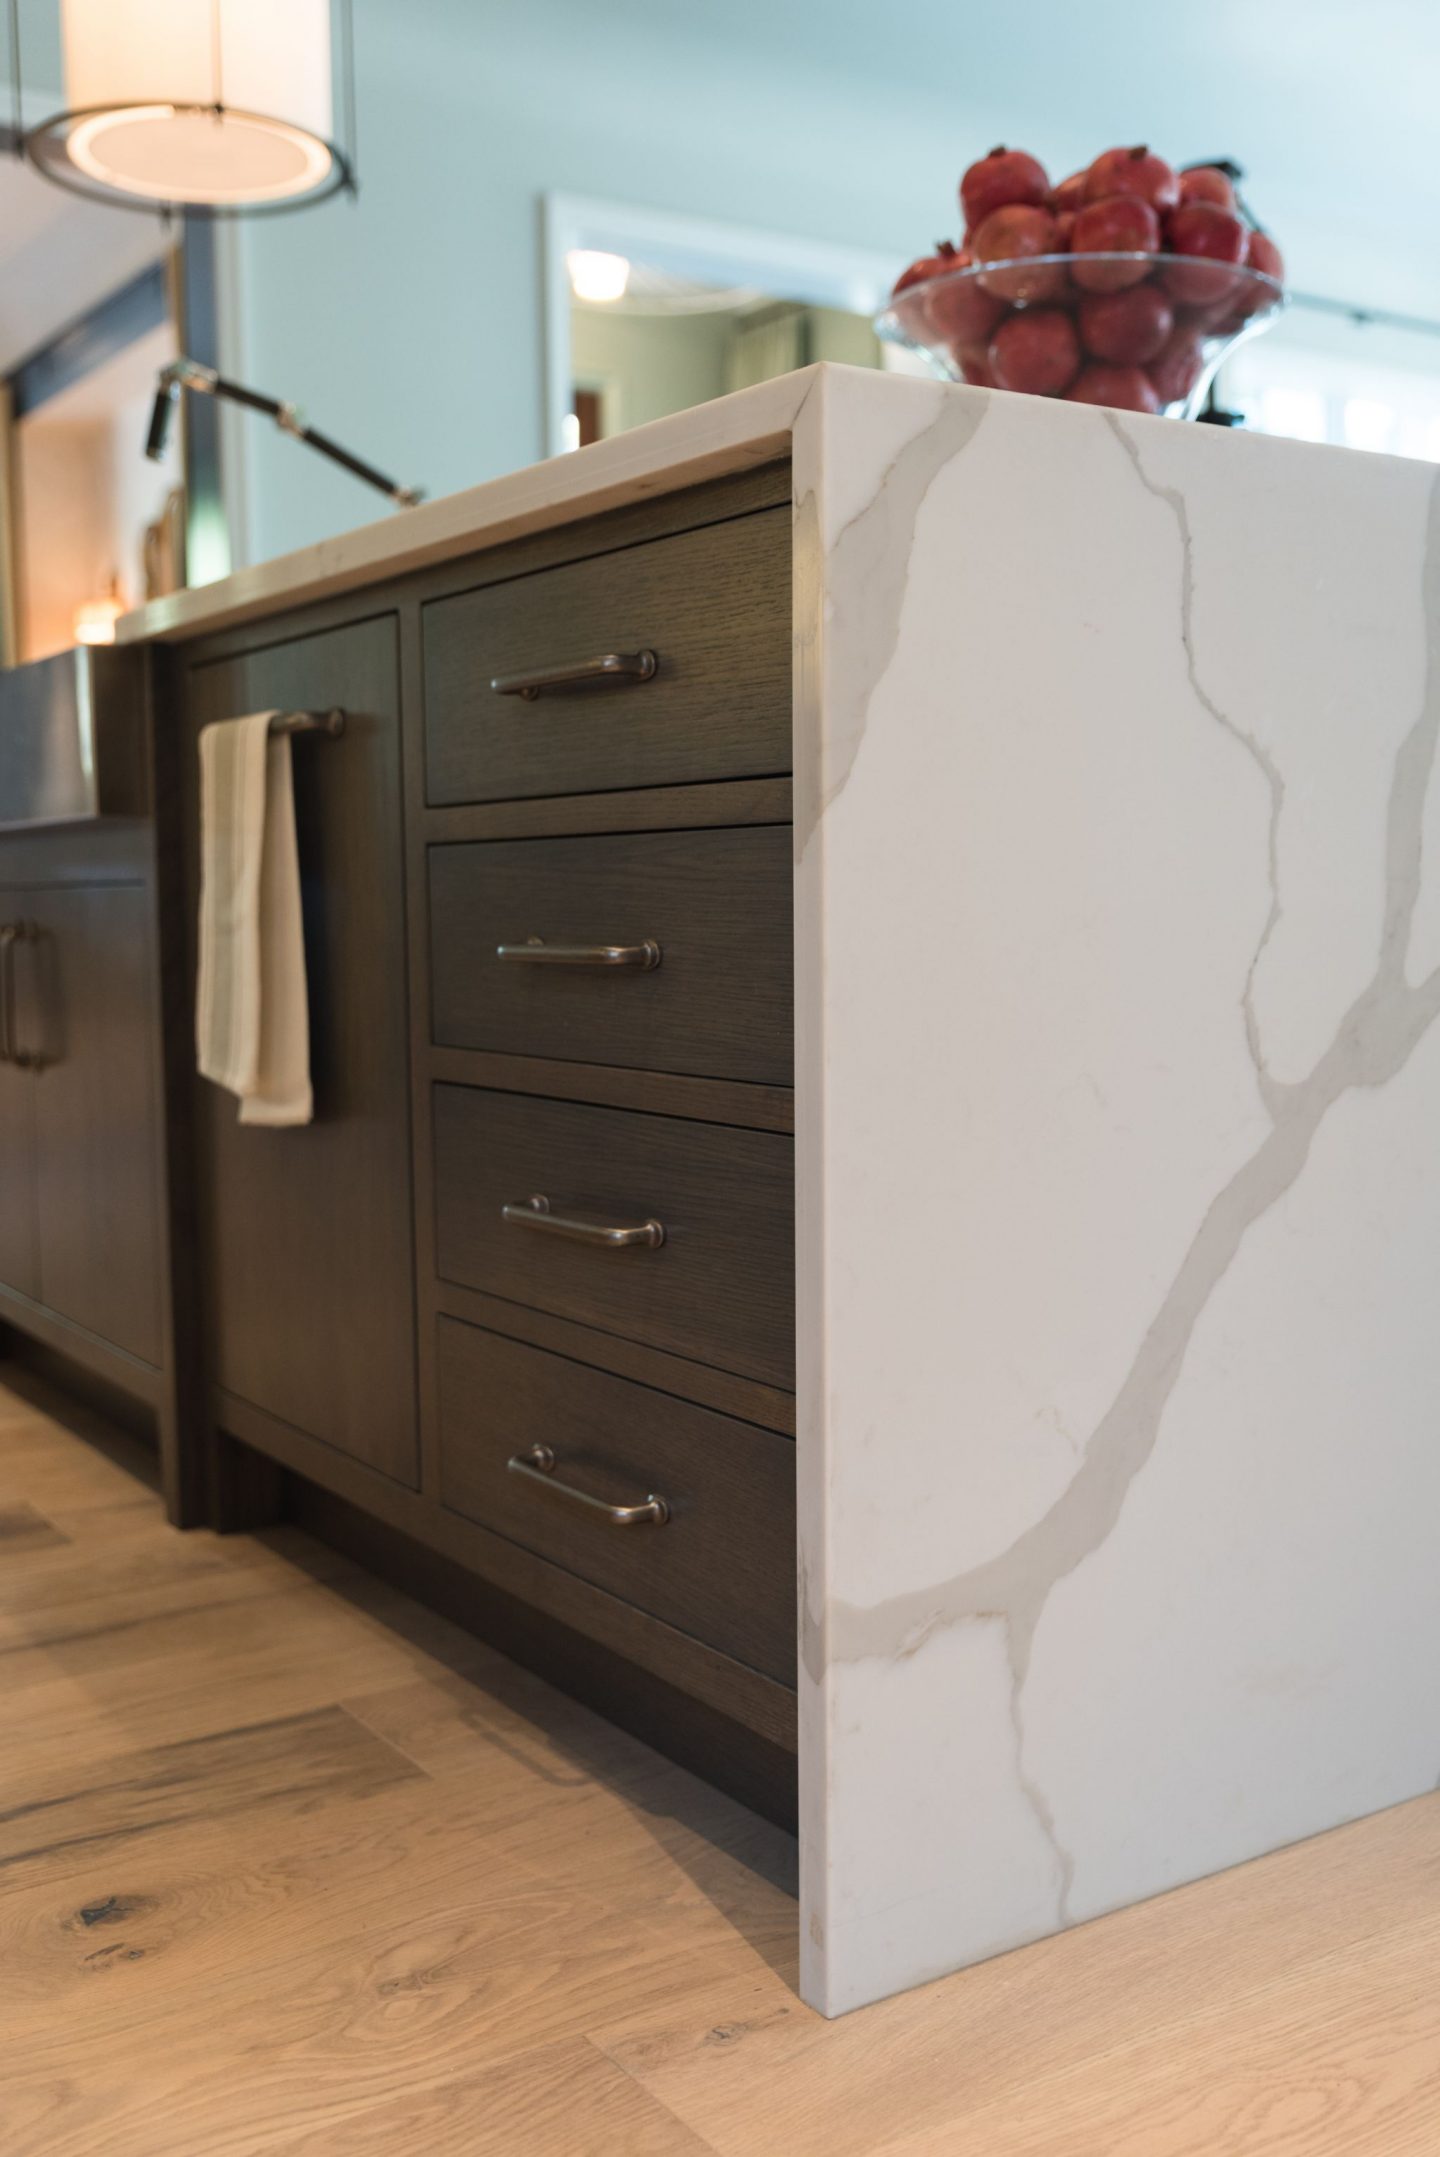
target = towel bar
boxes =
[269,709,346,738]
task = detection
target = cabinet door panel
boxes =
[184,618,417,1485]
[0,888,39,1302]
[29,885,162,1362]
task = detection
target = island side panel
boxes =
[797,371,1440,2016]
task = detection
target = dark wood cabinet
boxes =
[157,468,797,1822]
[0,889,40,1303]
[0,817,192,1519]
[30,885,163,1365]
[0,875,161,1364]
[181,616,418,1487]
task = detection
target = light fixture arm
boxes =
[148,358,423,510]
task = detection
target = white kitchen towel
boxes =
[196,711,314,1127]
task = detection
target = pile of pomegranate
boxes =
[890,144,1285,414]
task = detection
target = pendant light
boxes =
[11,0,356,214]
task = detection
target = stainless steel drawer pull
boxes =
[507,1443,670,1527]
[490,650,659,700]
[496,936,661,970]
[501,1193,665,1249]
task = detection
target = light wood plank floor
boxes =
[2,1373,1438,2156]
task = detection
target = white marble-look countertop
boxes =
[793,368,1440,2014]
[116,370,818,645]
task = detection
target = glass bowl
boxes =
[876,253,1285,418]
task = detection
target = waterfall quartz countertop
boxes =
[123,367,1440,2016]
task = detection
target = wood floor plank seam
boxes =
[0,1702,429,1878]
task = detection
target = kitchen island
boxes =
[115,364,1440,2017]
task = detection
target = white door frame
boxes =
[541,193,899,458]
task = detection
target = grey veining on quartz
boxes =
[794,371,1440,2013]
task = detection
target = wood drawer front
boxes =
[437,1318,795,1684]
[428,824,793,1085]
[422,509,790,805]
[432,1087,795,1389]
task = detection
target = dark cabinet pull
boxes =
[267,708,346,738]
[0,924,14,1064]
[496,937,661,970]
[490,650,658,701]
[0,922,37,1070]
[506,1443,670,1527]
[501,1193,664,1249]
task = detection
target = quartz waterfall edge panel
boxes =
[795,368,1440,2016]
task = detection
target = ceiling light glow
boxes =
[568,250,631,304]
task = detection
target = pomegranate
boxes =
[1245,228,1284,286]
[1065,364,1162,414]
[928,253,1008,347]
[1070,196,1161,290]
[969,204,1067,303]
[1213,227,1286,327]
[1146,325,1206,406]
[1077,283,1174,364]
[960,146,1050,233]
[1083,144,1180,214]
[988,308,1081,396]
[891,239,962,298]
[1162,202,1248,305]
[1050,169,1088,214]
[1178,165,1237,212]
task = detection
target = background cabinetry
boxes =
[0,891,39,1304]
[0,800,199,1520]
[30,886,164,1365]
[0,858,163,1376]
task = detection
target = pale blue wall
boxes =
[225,0,1434,564]
[227,0,981,561]
[10,0,62,107]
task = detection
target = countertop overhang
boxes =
[117,366,824,648]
